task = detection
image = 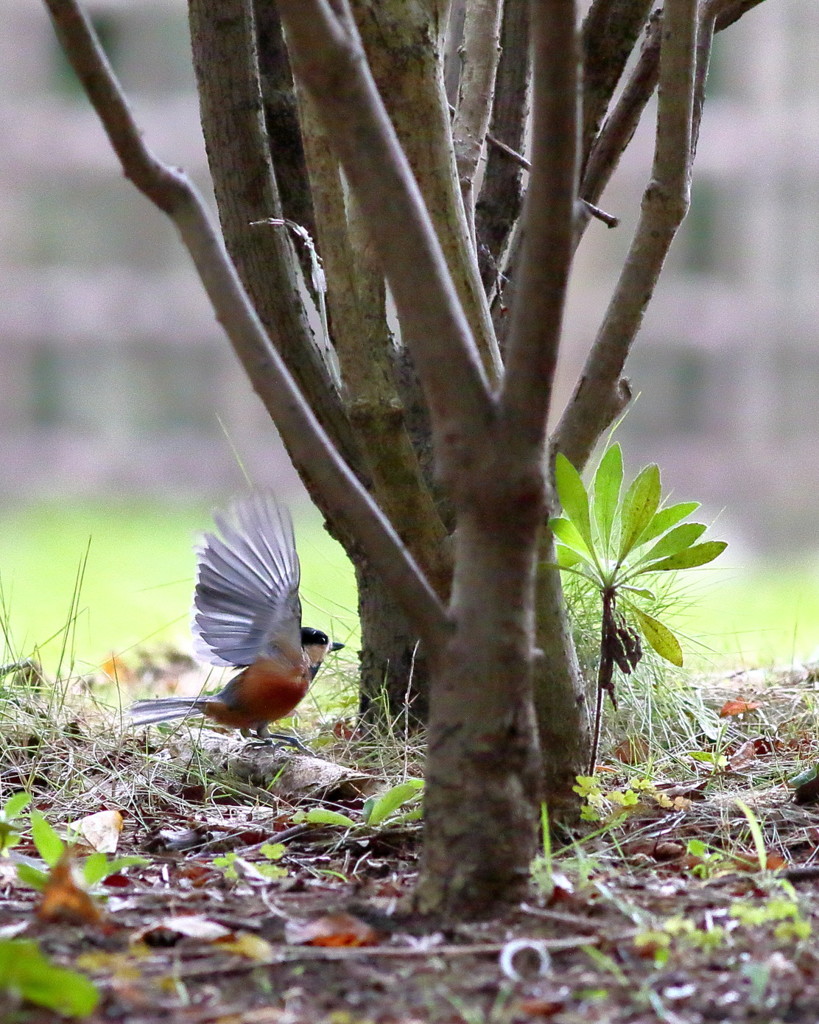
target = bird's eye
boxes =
[300,627,329,646]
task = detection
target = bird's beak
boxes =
[330,641,345,652]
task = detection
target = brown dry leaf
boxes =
[69,809,123,853]
[613,736,650,764]
[37,852,103,925]
[101,653,134,683]
[652,841,686,862]
[285,912,379,947]
[516,996,566,1018]
[729,738,764,771]
[719,698,761,718]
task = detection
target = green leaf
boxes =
[364,779,424,827]
[0,939,99,1017]
[634,501,700,548]
[641,541,728,573]
[555,545,583,569]
[592,444,623,554]
[618,465,661,561]
[1,792,30,822]
[631,523,707,571]
[620,586,656,601]
[554,454,594,551]
[16,863,48,891]
[631,607,684,667]
[293,808,357,828]
[550,517,593,560]
[30,811,64,867]
[81,853,109,887]
[81,853,146,887]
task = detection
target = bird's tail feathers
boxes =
[128,697,207,727]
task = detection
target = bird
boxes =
[128,495,343,748]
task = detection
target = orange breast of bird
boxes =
[203,653,311,729]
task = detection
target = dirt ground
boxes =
[4,666,819,1023]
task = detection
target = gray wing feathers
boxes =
[192,495,302,668]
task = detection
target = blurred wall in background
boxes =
[1,1,817,548]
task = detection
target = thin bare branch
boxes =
[580,0,653,169]
[350,0,503,386]
[42,0,448,649]
[499,0,578,452]
[276,0,497,491]
[187,0,362,476]
[475,1,530,298]
[451,0,504,246]
[553,0,699,471]
[581,0,769,227]
[253,1,318,291]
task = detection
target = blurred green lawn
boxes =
[0,501,358,675]
[0,502,816,674]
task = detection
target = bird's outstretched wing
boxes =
[192,495,302,667]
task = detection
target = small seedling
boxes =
[549,444,727,772]
[0,791,31,856]
[16,810,145,892]
[213,842,287,881]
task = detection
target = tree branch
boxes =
[475,1,530,299]
[252,1,318,295]
[553,0,698,471]
[451,0,504,246]
[276,0,497,492]
[187,0,363,477]
[499,0,578,453]
[42,0,449,649]
[580,0,653,171]
[580,0,768,234]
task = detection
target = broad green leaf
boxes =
[592,444,623,554]
[15,863,48,891]
[295,808,357,828]
[554,454,594,551]
[632,607,683,666]
[30,811,64,867]
[549,517,593,560]
[641,540,727,573]
[635,501,700,548]
[82,853,146,887]
[1,792,30,822]
[0,939,99,1017]
[618,464,661,561]
[555,545,583,569]
[631,523,707,571]
[365,779,424,827]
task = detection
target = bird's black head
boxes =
[301,627,344,679]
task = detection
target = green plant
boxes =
[0,791,30,856]
[550,444,727,771]
[0,939,99,1017]
[213,842,287,881]
[16,810,145,891]
[292,779,424,832]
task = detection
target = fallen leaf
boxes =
[216,932,274,961]
[285,912,379,947]
[613,736,650,764]
[138,916,232,943]
[37,853,103,926]
[68,810,123,853]
[719,699,761,718]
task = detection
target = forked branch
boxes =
[42,0,448,649]
[277,0,495,489]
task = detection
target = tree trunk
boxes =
[356,562,430,726]
[415,498,543,917]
